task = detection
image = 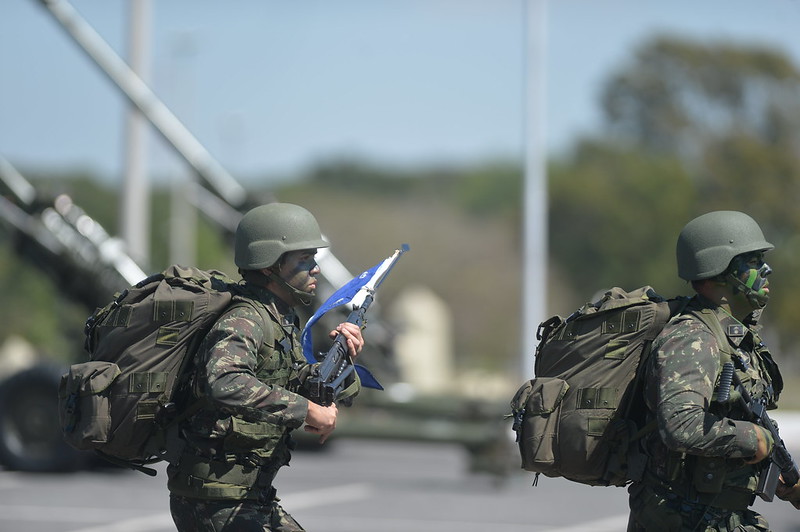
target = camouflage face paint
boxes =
[729,252,772,309]
[279,249,320,296]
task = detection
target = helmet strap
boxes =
[725,272,769,309]
[265,270,314,306]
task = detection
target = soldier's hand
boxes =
[744,426,772,464]
[330,322,364,360]
[776,478,800,509]
[304,401,338,443]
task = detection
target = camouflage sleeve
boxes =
[651,316,761,459]
[197,306,308,429]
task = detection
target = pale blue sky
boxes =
[2,0,800,185]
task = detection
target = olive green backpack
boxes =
[510,287,688,486]
[58,265,245,475]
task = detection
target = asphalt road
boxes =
[2,413,800,532]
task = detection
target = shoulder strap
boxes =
[627,296,701,441]
[226,297,275,348]
[686,308,737,388]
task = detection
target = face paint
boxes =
[273,249,320,306]
[728,252,772,309]
[282,251,318,288]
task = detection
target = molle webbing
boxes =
[98,300,191,348]
[577,387,619,410]
[569,303,667,413]
[169,454,279,500]
[128,372,169,421]
[554,308,644,340]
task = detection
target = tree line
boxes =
[3,34,800,372]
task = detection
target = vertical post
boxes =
[168,33,198,266]
[121,0,151,267]
[523,0,548,376]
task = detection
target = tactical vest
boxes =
[168,295,310,501]
[220,297,308,462]
[644,306,781,511]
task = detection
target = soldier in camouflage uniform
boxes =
[167,203,364,531]
[627,211,800,532]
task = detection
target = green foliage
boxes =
[594,35,800,354]
[601,35,800,156]
[302,157,523,221]
[5,32,800,373]
[549,140,694,301]
[0,226,91,363]
[455,161,522,218]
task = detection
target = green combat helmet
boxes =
[676,210,773,281]
[234,203,329,270]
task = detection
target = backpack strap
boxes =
[624,297,692,443]
[687,308,736,372]
[227,297,274,344]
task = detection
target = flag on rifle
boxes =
[301,247,408,390]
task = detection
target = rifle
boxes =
[307,245,409,407]
[718,361,800,501]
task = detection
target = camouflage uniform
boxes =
[167,282,359,531]
[627,295,781,532]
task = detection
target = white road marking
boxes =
[280,482,372,510]
[0,482,372,532]
[541,514,630,532]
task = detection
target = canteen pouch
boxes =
[59,361,122,450]
[511,377,569,474]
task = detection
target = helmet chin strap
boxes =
[726,272,770,310]
[266,271,314,306]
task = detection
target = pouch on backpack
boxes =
[511,377,569,473]
[59,361,121,449]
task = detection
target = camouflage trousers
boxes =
[170,494,305,532]
[627,482,770,532]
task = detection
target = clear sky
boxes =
[3,0,800,185]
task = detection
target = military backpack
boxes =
[510,286,687,486]
[58,265,239,475]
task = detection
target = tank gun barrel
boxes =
[0,155,37,208]
[0,157,146,309]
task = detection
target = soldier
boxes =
[627,211,800,531]
[167,203,364,531]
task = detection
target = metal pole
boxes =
[121,0,151,267]
[168,33,197,266]
[523,0,548,376]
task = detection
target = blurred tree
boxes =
[549,140,694,301]
[601,35,800,160]
[558,35,800,353]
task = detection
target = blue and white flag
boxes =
[301,252,401,390]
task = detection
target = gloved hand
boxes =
[776,479,800,510]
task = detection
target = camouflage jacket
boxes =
[167,281,361,500]
[640,294,782,502]
[178,282,313,463]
